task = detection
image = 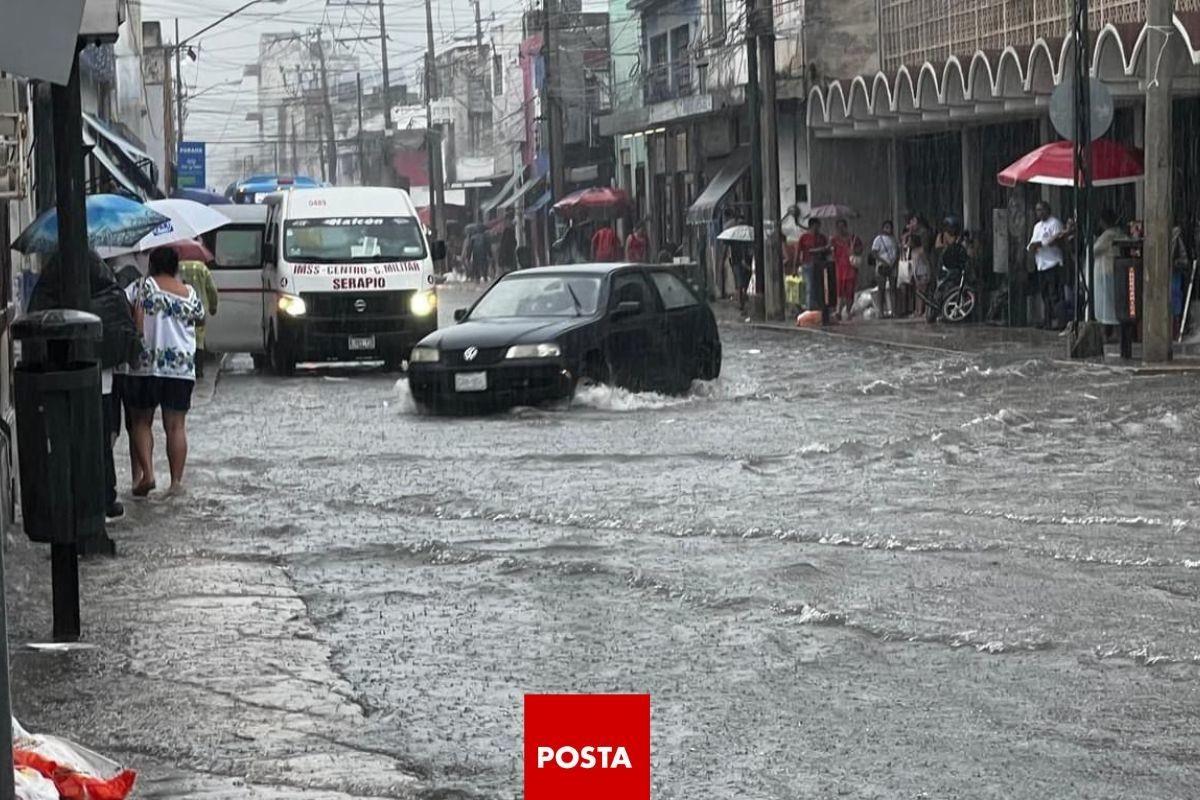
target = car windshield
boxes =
[284,216,427,263]
[469,275,602,319]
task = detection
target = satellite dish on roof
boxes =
[1049,78,1115,142]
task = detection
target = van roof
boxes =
[215,204,269,224]
[282,186,419,220]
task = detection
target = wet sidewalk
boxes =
[740,306,1200,372]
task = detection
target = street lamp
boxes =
[174,0,288,161]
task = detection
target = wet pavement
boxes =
[7,285,1200,799]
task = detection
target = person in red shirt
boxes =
[831,218,864,320]
[624,221,649,263]
[591,223,622,262]
[790,218,832,323]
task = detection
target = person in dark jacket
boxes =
[29,249,138,524]
[498,214,518,274]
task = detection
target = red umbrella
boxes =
[998,139,1144,188]
[552,186,631,219]
[164,239,214,263]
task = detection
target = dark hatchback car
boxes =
[408,264,721,412]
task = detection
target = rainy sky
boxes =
[140,0,605,184]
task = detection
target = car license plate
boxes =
[455,371,487,392]
[348,335,376,351]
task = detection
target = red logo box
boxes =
[524,693,651,800]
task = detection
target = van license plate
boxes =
[455,371,487,392]
[348,336,376,351]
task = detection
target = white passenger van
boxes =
[201,204,270,366]
[207,186,445,374]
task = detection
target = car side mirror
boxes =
[431,240,448,261]
[453,308,468,322]
[613,300,641,319]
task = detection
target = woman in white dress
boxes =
[126,248,206,496]
[1090,208,1123,328]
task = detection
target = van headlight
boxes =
[277,294,307,317]
[409,346,439,363]
[410,290,437,317]
[505,343,561,359]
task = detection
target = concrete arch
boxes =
[827,81,850,124]
[915,62,941,109]
[940,57,967,104]
[894,66,917,113]
[995,46,1026,97]
[967,51,997,102]
[1025,39,1058,93]
[807,85,828,126]
[848,75,873,119]
[871,72,894,113]
[1093,24,1131,79]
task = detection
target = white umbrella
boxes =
[717,224,754,243]
[111,199,231,255]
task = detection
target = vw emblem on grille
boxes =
[353,298,367,313]
[463,346,479,362]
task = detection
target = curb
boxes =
[748,321,1200,375]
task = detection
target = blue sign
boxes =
[177,141,206,189]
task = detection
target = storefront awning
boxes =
[482,171,520,214]
[81,111,161,197]
[83,129,142,197]
[686,148,750,225]
[500,178,543,210]
[523,190,553,218]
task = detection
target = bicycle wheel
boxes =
[942,288,977,323]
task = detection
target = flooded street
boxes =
[10,288,1200,799]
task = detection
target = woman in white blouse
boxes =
[126,247,206,496]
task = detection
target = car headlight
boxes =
[505,343,562,359]
[409,346,440,363]
[410,290,437,317]
[277,294,307,317]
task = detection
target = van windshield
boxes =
[284,217,427,263]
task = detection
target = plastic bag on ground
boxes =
[12,718,136,800]
[15,767,60,800]
[852,288,876,317]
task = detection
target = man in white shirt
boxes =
[871,219,900,318]
[1028,201,1068,329]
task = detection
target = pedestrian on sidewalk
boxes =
[625,221,649,263]
[871,219,899,318]
[30,250,139,521]
[1027,201,1067,329]
[832,219,863,321]
[793,218,832,324]
[498,214,518,275]
[1090,207,1123,329]
[591,222,622,262]
[179,254,217,378]
[781,204,806,247]
[126,247,206,497]
[904,214,933,318]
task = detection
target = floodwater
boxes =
[10,288,1200,799]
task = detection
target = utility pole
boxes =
[290,116,299,175]
[744,0,765,317]
[543,0,566,203]
[174,18,184,187]
[313,33,338,184]
[425,0,446,241]
[1143,0,1175,363]
[756,0,783,320]
[378,0,393,129]
[357,72,366,184]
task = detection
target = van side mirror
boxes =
[613,300,641,319]
[431,240,448,261]
[453,308,468,322]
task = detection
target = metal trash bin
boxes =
[12,309,106,545]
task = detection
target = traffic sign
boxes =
[1049,78,1114,142]
[177,141,206,189]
